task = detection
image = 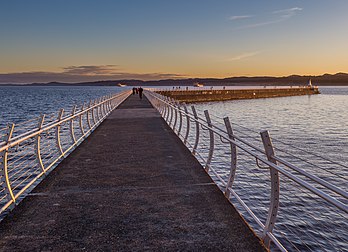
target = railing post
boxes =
[156,96,162,114]
[109,94,113,110]
[95,99,100,120]
[105,96,109,112]
[165,97,171,123]
[223,117,237,197]
[107,95,111,113]
[95,99,100,122]
[35,114,46,173]
[56,109,64,156]
[177,101,183,137]
[101,97,105,118]
[0,123,16,207]
[204,110,214,172]
[106,95,111,113]
[157,98,161,112]
[111,95,115,109]
[152,93,159,112]
[168,99,174,127]
[70,105,77,144]
[191,106,199,155]
[111,94,114,110]
[110,95,113,110]
[108,96,112,111]
[183,103,190,144]
[160,100,166,116]
[87,101,92,130]
[108,95,112,112]
[91,100,97,125]
[100,97,104,117]
[102,96,106,116]
[173,100,178,131]
[156,97,161,114]
[79,104,85,136]
[260,130,280,248]
[163,98,168,119]
[100,98,104,118]
[101,97,104,116]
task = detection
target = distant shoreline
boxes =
[1,83,348,87]
[1,72,348,86]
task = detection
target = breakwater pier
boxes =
[0,89,347,251]
[157,86,320,102]
[0,94,266,251]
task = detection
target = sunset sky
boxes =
[1,0,348,83]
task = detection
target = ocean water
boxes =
[186,86,348,251]
[0,85,347,251]
[191,86,348,169]
[0,86,127,129]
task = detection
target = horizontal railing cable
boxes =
[207,111,348,180]
[147,91,348,211]
[0,90,131,217]
[145,90,348,252]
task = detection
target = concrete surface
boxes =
[0,94,267,252]
[158,87,320,102]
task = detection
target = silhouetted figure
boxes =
[138,87,143,99]
[132,87,136,95]
[136,88,139,94]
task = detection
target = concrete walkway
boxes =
[0,95,266,251]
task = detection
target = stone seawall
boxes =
[156,87,320,103]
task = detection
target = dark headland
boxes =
[1,72,348,86]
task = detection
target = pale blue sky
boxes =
[1,0,348,83]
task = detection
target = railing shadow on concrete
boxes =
[145,90,348,252]
[0,90,131,218]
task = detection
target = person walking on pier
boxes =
[138,87,143,99]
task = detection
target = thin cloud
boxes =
[234,7,303,30]
[0,65,186,84]
[228,15,252,21]
[273,7,303,19]
[225,51,261,61]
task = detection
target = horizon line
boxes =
[0,72,347,85]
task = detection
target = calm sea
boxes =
[0,85,347,251]
[0,86,127,129]
[192,86,348,171]
[188,86,348,251]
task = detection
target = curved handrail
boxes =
[0,90,131,216]
[145,91,348,206]
[144,90,348,252]
[0,93,126,150]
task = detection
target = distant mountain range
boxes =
[2,72,348,86]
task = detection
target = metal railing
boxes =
[145,90,348,252]
[0,90,131,217]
